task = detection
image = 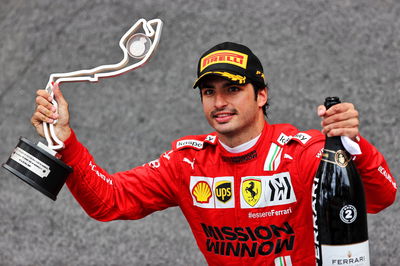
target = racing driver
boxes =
[31,42,397,265]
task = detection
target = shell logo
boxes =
[192,181,212,203]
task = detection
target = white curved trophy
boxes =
[3,18,163,200]
[44,18,163,152]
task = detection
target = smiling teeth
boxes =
[216,113,232,117]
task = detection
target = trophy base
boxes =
[2,137,72,201]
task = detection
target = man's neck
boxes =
[219,134,261,153]
[218,120,266,148]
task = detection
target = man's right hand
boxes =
[31,83,71,142]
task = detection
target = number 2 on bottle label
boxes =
[340,205,357,224]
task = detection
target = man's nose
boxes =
[214,93,228,108]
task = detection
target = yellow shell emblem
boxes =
[192,181,212,203]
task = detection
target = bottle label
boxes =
[321,149,351,168]
[321,241,370,266]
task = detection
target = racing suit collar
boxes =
[219,134,261,154]
[218,121,271,163]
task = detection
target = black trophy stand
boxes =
[3,138,72,201]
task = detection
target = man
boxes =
[32,42,396,265]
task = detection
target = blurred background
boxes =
[0,0,399,265]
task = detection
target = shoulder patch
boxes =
[205,135,217,144]
[277,133,292,145]
[173,133,217,151]
[176,139,204,150]
[292,132,312,144]
[276,131,316,146]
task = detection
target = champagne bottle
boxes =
[312,97,369,266]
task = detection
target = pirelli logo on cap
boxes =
[200,50,248,72]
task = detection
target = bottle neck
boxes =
[324,136,345,150]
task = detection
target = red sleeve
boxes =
[295,137,325,189]
[297,135,397,214]
[59,130,180,221]
[352,135,397,213]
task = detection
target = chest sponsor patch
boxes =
[192,181,212,203]
[240,172,297,208]
[241,178,262,207]
[215,181,232,203]
[190,176,234,209]
[190,172,297,209]
[201,222,295,258]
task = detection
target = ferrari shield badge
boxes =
[242,178,262,207]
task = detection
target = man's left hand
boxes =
[317,103,359,140]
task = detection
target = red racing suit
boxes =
[60,122,397,265]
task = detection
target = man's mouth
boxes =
[212,111,237,123]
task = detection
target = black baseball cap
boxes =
[193,42,266,88]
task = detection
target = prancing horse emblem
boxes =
[242,178,261,207]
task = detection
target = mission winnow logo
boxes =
[201,222,295,258]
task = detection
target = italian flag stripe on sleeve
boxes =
[264,143,282,171]
[274,255,292,266]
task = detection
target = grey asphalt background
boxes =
[0,0,399,265]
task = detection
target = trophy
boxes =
[2,18,163,200]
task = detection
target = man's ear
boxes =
[257,87,268,107]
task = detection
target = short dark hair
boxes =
[252,82,269,117]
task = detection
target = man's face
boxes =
[199,76,267,145]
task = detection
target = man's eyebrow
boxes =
[200,81,236,89]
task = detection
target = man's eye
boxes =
[228,86,240,92]
[203,89,214,96]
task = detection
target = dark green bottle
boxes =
[312,97,369,266]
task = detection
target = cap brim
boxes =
[192,71,247,89]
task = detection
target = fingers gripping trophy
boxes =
[3,18,163,200]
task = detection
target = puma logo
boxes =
[284,154,293,160]
[183,157,195,170]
